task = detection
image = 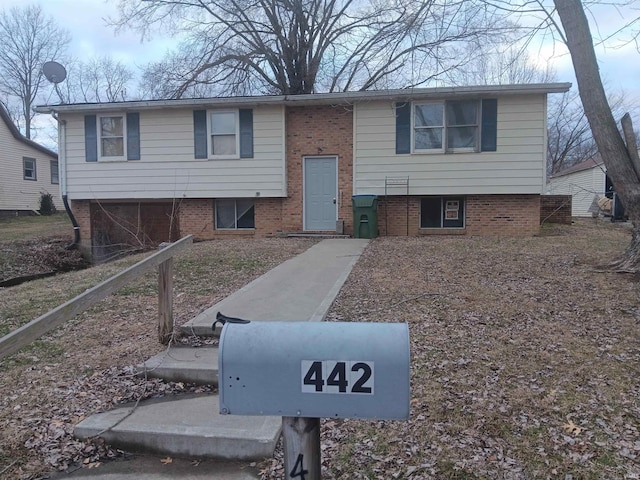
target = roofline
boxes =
[35,83,572,114]
[0,103,58,158]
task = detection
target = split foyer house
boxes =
[0,103,61,215]
[36,83,570,258]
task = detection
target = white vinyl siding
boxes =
[354,95,547,195]
[0,120,61,211]
[62,105,286,200]
[547,166,606,217]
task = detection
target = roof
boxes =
[0,103,58,158]
[35,82,572,114]
[550,157,604,178]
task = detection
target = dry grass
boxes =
[0,214,72,242]
[1,218,639,479]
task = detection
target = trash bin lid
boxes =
[352,194,378,208]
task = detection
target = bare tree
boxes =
[0,5,70,138]
[553,0,640,270]
[113,0,513,98]
[546,88,635,175]
[451,40,556,86]
[71,56,135,103]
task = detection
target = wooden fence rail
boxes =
[0,235,193,360]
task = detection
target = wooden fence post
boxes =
[283,416,321,480]
[158,256,174,345]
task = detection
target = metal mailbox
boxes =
[218,321,410,420]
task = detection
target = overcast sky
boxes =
[3,0,640,107]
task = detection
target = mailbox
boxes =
[218,321,410,420]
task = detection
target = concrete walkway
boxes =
[61,238,369,479]
[181,238,369,335]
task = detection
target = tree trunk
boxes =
[554,0,640,271]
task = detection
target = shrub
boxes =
[39,192,57,216]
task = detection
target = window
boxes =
[51,160,59,184]
[215,199,255,229]
[413,100,480,152]
[420,197,465,229]
[446,101,479,150]
[99,115,125,159]
[414,103,444,150]
[23,157,36,180]
[209,111,238,157]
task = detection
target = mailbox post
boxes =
[218,320,410,479]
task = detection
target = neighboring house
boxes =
[547,157,609,217]
[0,103,61,215]
[36,83,570,258]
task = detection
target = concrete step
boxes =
[74,394,281,461]
[50,454,259,479]
[138,346,218,385]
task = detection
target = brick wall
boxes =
[466,194,540,236]
[540,195,572,224]
[69,199,91,256]
[376,194,541,236]
[179,198,215,239]
[285,105,354,233]
[178,197,284,239]
[377,197,421,236]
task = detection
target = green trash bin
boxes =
[352,195,379,238]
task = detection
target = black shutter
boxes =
[84,115,98,162]
[481,99,497,152]
[239,109,254,158]
[126,112,140,160]
[193,110,208,159]
[395,102,411,154]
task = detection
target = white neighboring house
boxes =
[0,104,61,215]
[547,157,609,217]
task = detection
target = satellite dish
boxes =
[42,61,67,84]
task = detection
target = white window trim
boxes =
[51,160,59,185]
[208,110,240,160]
[98,114,127,162]
[412,100,480,154]
[23,157,36,181]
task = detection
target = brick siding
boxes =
[466,194,541,236]
[540,195,572,224]
[285,105,354,234]
[378,194,541,236]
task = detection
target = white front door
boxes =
[304,157,337,231]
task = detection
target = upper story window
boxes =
[99,115,126,159]
[209,111,238,157]
[194,109,253,160]
[51,160,59,184]
[396,99,496,155]
[414,100,479,153]
[84,113,140,162]
[23,157,36,180]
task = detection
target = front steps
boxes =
[74,394,281,460]
[74,345,281,461]
[139,345,219,385]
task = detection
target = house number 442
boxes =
[301,360,374,394]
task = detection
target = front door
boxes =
[304,156,337,231]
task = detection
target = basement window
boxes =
[420,197,465,229]
[216,199,255,229]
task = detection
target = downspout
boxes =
[56,116,80,249]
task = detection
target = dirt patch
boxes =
[1,219,639,479]
[0,238,88,285]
